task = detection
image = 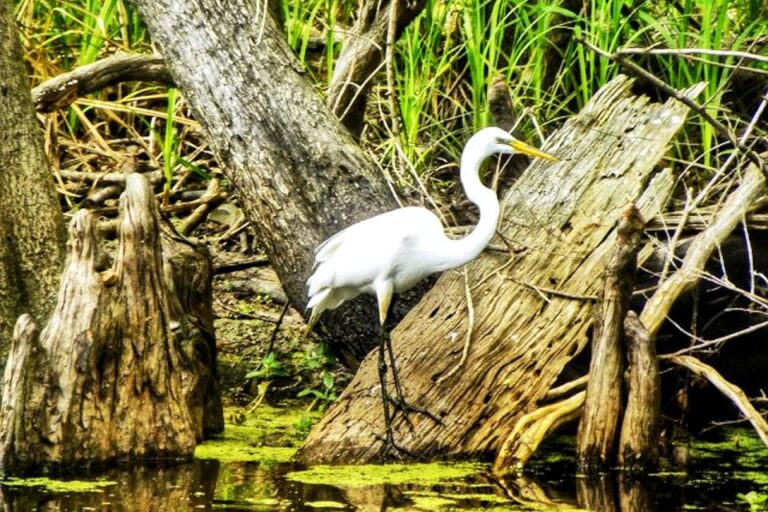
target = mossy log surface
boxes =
[0,175,222,474]
[298,76,704,463]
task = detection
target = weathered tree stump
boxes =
[576,204,645,471]
[0,174,222,474]
[618,311,660,471]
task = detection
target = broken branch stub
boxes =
[0,174,222,474]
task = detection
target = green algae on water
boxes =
[304,500,348,508]
[2,477,117,493]
[286,461,486,488]
[194,404,319,463]
[194,434,296,463]
[409,495,460,509]
[690,428,768,467]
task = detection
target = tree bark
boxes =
[0,175,222,474]
[298,76,704,463]
[576,204,645,471]
[131,0,402,368]
[0,0,66,355]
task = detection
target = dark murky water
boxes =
[1,429,766,511]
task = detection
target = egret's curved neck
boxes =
[437,148,500,270]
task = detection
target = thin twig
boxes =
[436,267,475,385]
[507,275,598,302]
[616,46,768,65]
[260,302,291,370]
[580,39,765,171]
[213,256,270,275]
[661,317,768,357]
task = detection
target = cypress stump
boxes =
[0,174,222,474]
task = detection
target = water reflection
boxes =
[0,461,219,511]
[0,430,765,511]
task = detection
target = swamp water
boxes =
[1,406,766,511]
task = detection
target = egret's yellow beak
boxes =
[510,139,559,162]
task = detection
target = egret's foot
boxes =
[386,395,443,430]
[374,429,415,461]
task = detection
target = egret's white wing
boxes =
[308,207,442,295]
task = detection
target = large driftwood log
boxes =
[576,204,645,471]
[493,161,767,471]
[298,76,704,463]
[0,174,222,474]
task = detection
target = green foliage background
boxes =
[13,0,768,203]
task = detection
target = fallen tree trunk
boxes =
[298,75,704,463]
[0,174,222,474]
[132,0,404,369]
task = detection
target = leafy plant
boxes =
[245,352,289,412]
[246,352,289,382]
[738,491,768,511]
[297,370,337,411]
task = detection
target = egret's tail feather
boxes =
[304,288,332,337]
[304,286,359,337]
[303,310,320,338]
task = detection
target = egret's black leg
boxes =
[383,330,442,427]
[375,323,414,459]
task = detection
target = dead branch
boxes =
[326,0,427,135]
[665,354,768,447]
[85,191,227,217]
[581,40,765,171]
[32,53,173,112]
[615,46,768,65]
[640,163,766,337]
[179,178,222,235]
[543,375,588,402]
[212,256,270,275]
[58,169,164,185]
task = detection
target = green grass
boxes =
[12,0,768,205]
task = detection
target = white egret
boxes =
[305,126,558,455]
